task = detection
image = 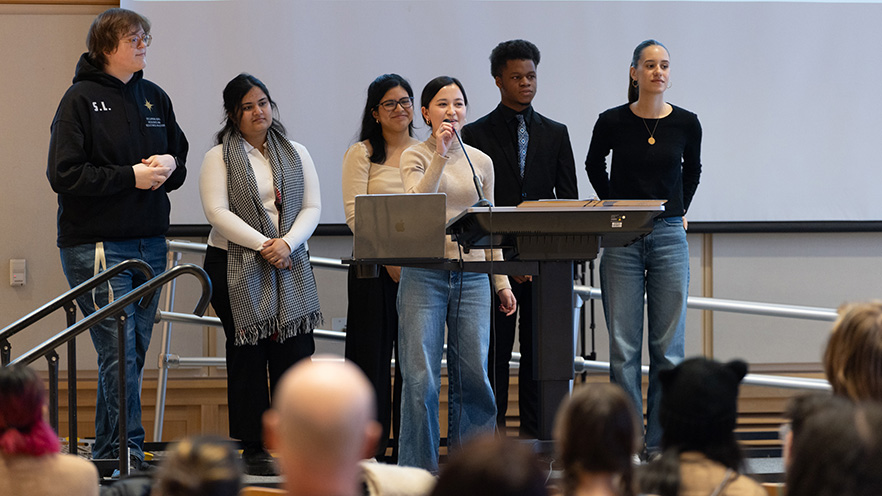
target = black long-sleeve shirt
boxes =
[585,103,701,218]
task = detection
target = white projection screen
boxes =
[124,0,882,226]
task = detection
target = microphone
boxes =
[444,119,493,208]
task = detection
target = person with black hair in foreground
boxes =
[461,39,578,437]
[637,357,764,496]
[430,435,548,496]
[786,396,882,496]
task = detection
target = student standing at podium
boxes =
[398,76,517,472]
[585,39,702,457]
[341,74,419,461]
[461,39,578,438]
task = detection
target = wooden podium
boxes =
[353,199,665,442]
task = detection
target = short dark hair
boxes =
[787,399,882,496]
[490,39,541,78]
[359,74,415,164]
[214,73,287,145]
[628,39,669,103]
[419,76,468,126]
[87,8,151,70]
[430,435,548,496]
[555,383,638,496]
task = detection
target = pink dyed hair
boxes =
[0,364,61,456]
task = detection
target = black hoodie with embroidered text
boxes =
[47,53,188,247]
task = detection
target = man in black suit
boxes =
[461,39,578,438]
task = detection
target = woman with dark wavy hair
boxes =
[200,73,322,475]
[341,73,418,461]
[0,364,98,495]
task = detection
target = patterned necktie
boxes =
[516,114,528,178]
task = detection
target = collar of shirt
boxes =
[498,102,534,128]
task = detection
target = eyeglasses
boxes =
[376,97,413,111]
[122,33,152,47]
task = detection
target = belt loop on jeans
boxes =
[92,242,113,308]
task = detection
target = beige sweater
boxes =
[0,453,99,496]
[400,136,509,291]
[677,452,766,496]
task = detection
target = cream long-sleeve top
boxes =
[200,138,321,252]
[400,136,510,292]
[341,139,417,232]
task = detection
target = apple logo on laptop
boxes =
[395,220,406,232]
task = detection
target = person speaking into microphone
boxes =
[397,76,516,472]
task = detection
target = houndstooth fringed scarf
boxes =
[222,127,322,346]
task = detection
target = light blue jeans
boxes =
[600,217,688,452]
[396,267,497,473]
[60,237,167,462]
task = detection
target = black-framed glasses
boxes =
[122,33,152,47]
[377,97,413,111]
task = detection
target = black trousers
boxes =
[490,278,538,438]
[204,246,315,444]
[344,265,402,461]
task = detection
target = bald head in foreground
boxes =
[264,357,383,496]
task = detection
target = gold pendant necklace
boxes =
[642,118,660,145]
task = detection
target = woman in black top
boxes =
[585,39,702,456]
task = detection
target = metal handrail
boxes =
[574,284,838,322]
[0,259,155,364]
[0,259,156,458]
[3,260,210,477]
[154,241,837,432]
[10,264,211,366]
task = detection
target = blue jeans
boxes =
[396,267,497,473]
[60,237,167,462]
[600,217,688,452]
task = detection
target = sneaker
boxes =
[110,455,146,478]
[242,448,279,476]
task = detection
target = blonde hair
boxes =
[823,301,882,402]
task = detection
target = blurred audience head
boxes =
[554,383,638,496]
[264,357,381,496]
[430,435,548,496]
[781,392,840,468]
[786,397,882,496]
[0,364,60,456]
[823,300,882,402]
[639,357,748,496]
[152,435,242,496]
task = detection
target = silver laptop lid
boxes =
[353,193,447,260]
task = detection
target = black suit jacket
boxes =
[461,103,578,207]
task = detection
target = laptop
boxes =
[353,193,447,260]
